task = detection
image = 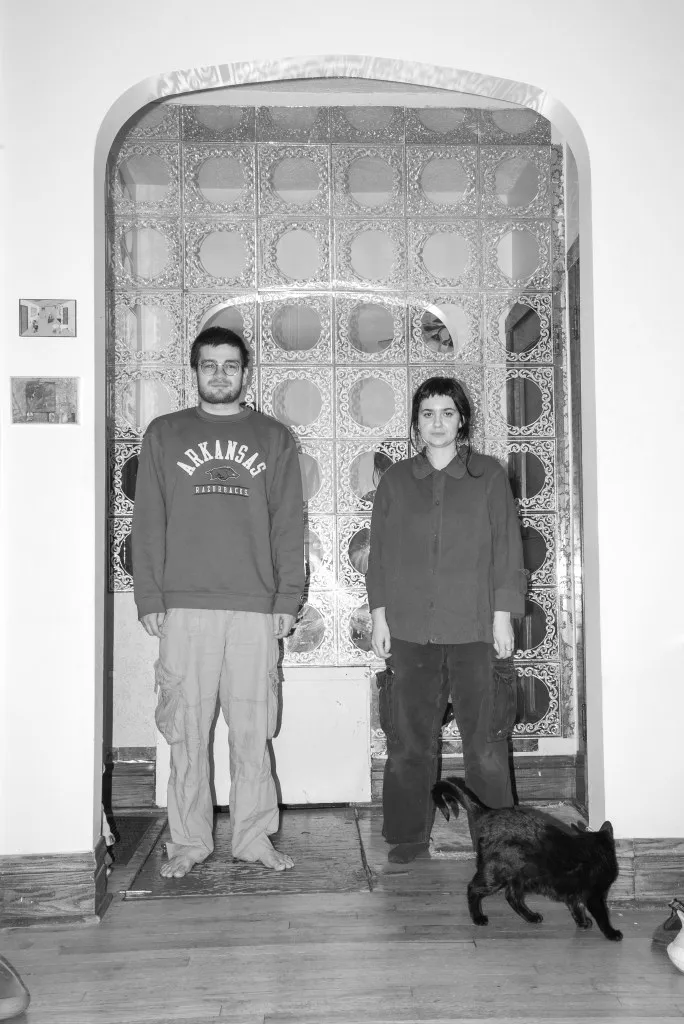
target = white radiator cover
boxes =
[155,666,372,806]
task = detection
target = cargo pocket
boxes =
[267,666,280,740]
[488,656,518,742]
[376,667,396,744]
[154,660,184,745]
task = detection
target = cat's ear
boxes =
[599,820,614,836]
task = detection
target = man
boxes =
[132,326,304,878]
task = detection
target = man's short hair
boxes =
[190,327,251,371]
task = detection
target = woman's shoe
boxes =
[388,842,429,864]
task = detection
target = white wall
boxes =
[1,0,682,854]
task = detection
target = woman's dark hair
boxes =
[410,376,479,473]
[190,326,251,372]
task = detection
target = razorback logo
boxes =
[206,465,239,482]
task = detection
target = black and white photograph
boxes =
[19,298,77,337]
[11,376,78,424]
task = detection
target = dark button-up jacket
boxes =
[366,451,526,645]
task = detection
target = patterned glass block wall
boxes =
[106,101,572,747]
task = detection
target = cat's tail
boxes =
[432,776,489,823]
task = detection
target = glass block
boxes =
[305,514,336,590]
[260,294,332,364]
[479,108,551,145]
[485,439,557,513]
[485,366,555,438]
[109,440,141,516]
[335,366,407,439]
[109,517,133,592]
[182,145,256,217]
[260,366,333,437]
[332,146,404,217]
[185,294,256,354]
[258,145,330,216]
[334,294,406,363]
[482,219,552,291]
[181,106,255,143]
[298,439,334,513]
[334,220,406,290]
[406,147,478,217]
[110,218,181,290]
[484,293,552,364]
[337,514,371,589]
[335,439,409,513]
[405,106,479,144]
[408,295,481,364]
[513,662,560,736]
[126,102,180,142]
[184,221,256,290]
[408,365,484,447]
[284,591,336,665]
[111,143,180,214]
[408,220,480,290]
[520,513,557,587]
[259,220,331,289]
[257,106,329,143]
[112,365,185,439]
[113,293,183,364]
[480,147,551,218]
[330,106,404,143]
[337,590,375,665]
[515,591,559,661]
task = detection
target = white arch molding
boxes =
[94,55,603,825]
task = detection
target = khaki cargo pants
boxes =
[155,609,279,861]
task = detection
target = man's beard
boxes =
[197,377,242,405]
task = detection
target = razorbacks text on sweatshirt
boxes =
[132,405,305,619]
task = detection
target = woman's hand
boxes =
[371,607,392,659]
[493,610,515,659]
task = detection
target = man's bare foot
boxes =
[237,837,294,871]
[160,842,206,878]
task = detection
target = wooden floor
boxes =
[2,806,683,1024]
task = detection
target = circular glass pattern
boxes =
[122,378,176,434]
[197,156,246,205]
[135,105,167,132]
[347,156,395,209]
[422,231,470,282]
[200,305,244,334]
[289,603,325,653]
[348,378,395,429]
[517,675,551,725]
[121,227,169,280]
[120,531,134,577]
[516,599,548,652]
[305,527,325,576]
[417,108,467,133]
[505,377,544,429]
[199,230,247,280]
[349,449,393,502]
[273,378,323,427]
[420,303,469,356]
[349,303,394,354]
[124,303,173,356]
[268,107,321,132]
[271,156,320,206]
[521,525,547,575]
[120,452,139,504]
[494,156,540,209]
[275,228,321,280]
[344,107,394,132]
[118,154,170,204]
[506,451,546,501]
[500,302,541,355]
[491,109,539,136]
[349,602,373,652]
[496,228,540,282]
[350,229,395,281]
[299,452,322,502]
[195,107,245,132]
[272,304,321,351]
[420,157,468,206]
[348,527,371,575]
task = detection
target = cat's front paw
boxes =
[606,928,623,942]
[528,912,543,924]
[579,917,593,929]
[472,913,488,926]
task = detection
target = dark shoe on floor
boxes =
[388,841,430,864]
[0,954,30,1020]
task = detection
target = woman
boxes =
[366,376,526,864]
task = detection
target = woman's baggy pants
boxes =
[379,638,516,846]
[154,608,280,862]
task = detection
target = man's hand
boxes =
[139,612,166,638]
[273,612,295,639]
[371,607,391,659]
[493,610,515,659]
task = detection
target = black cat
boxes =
[432,777,623,941]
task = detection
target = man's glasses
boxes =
[198,359,242,377]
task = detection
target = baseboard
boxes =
[612,838,684,903]
[0,837,110,927]
[107,759,156,811]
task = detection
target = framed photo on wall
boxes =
[11,377,79,424]
[19,298,77,337]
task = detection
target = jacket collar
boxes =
[411,450,467,480]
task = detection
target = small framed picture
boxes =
[19,298,76,337]
[11,377,79,424]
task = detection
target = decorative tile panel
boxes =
[408,294,481,364]
[515,589,559,662]
[284,591,336,665]
[298,439,334,514]
[184,293,257,354]
[406,146,478,217]
[183,220,256,290]
[484,292,552,364]
[482,218,552,291]
[334,293,406,364]
[110,143,181,215]
[485,366,555,438]
[337,513,371,589]
[260,366,333,438]
[334,219,406,290]
[181,106,256,143]
[480,147,551,218]
[109,440,141,516]
[520,512,557,587]
[258,145,331,217]
[305,513,336,591]
[257,106,329,144]
[405,106,479,145]
[111,365,185,439]
[335,366,407,438]
[126,103,180,142]
[330,106,404,143]
[335,439,409,514]
[485,439,557,513]
[512,662,561,737]
[337,589,375,665]
[408,220,480,290]
[113,292,183,364]
[109,517,133,591]
[109,218,182,290]
[259,219,332,289]
[259,293,332,364]
[479,108,551,145]
[332,146,404,218]
[182,144,256,217]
